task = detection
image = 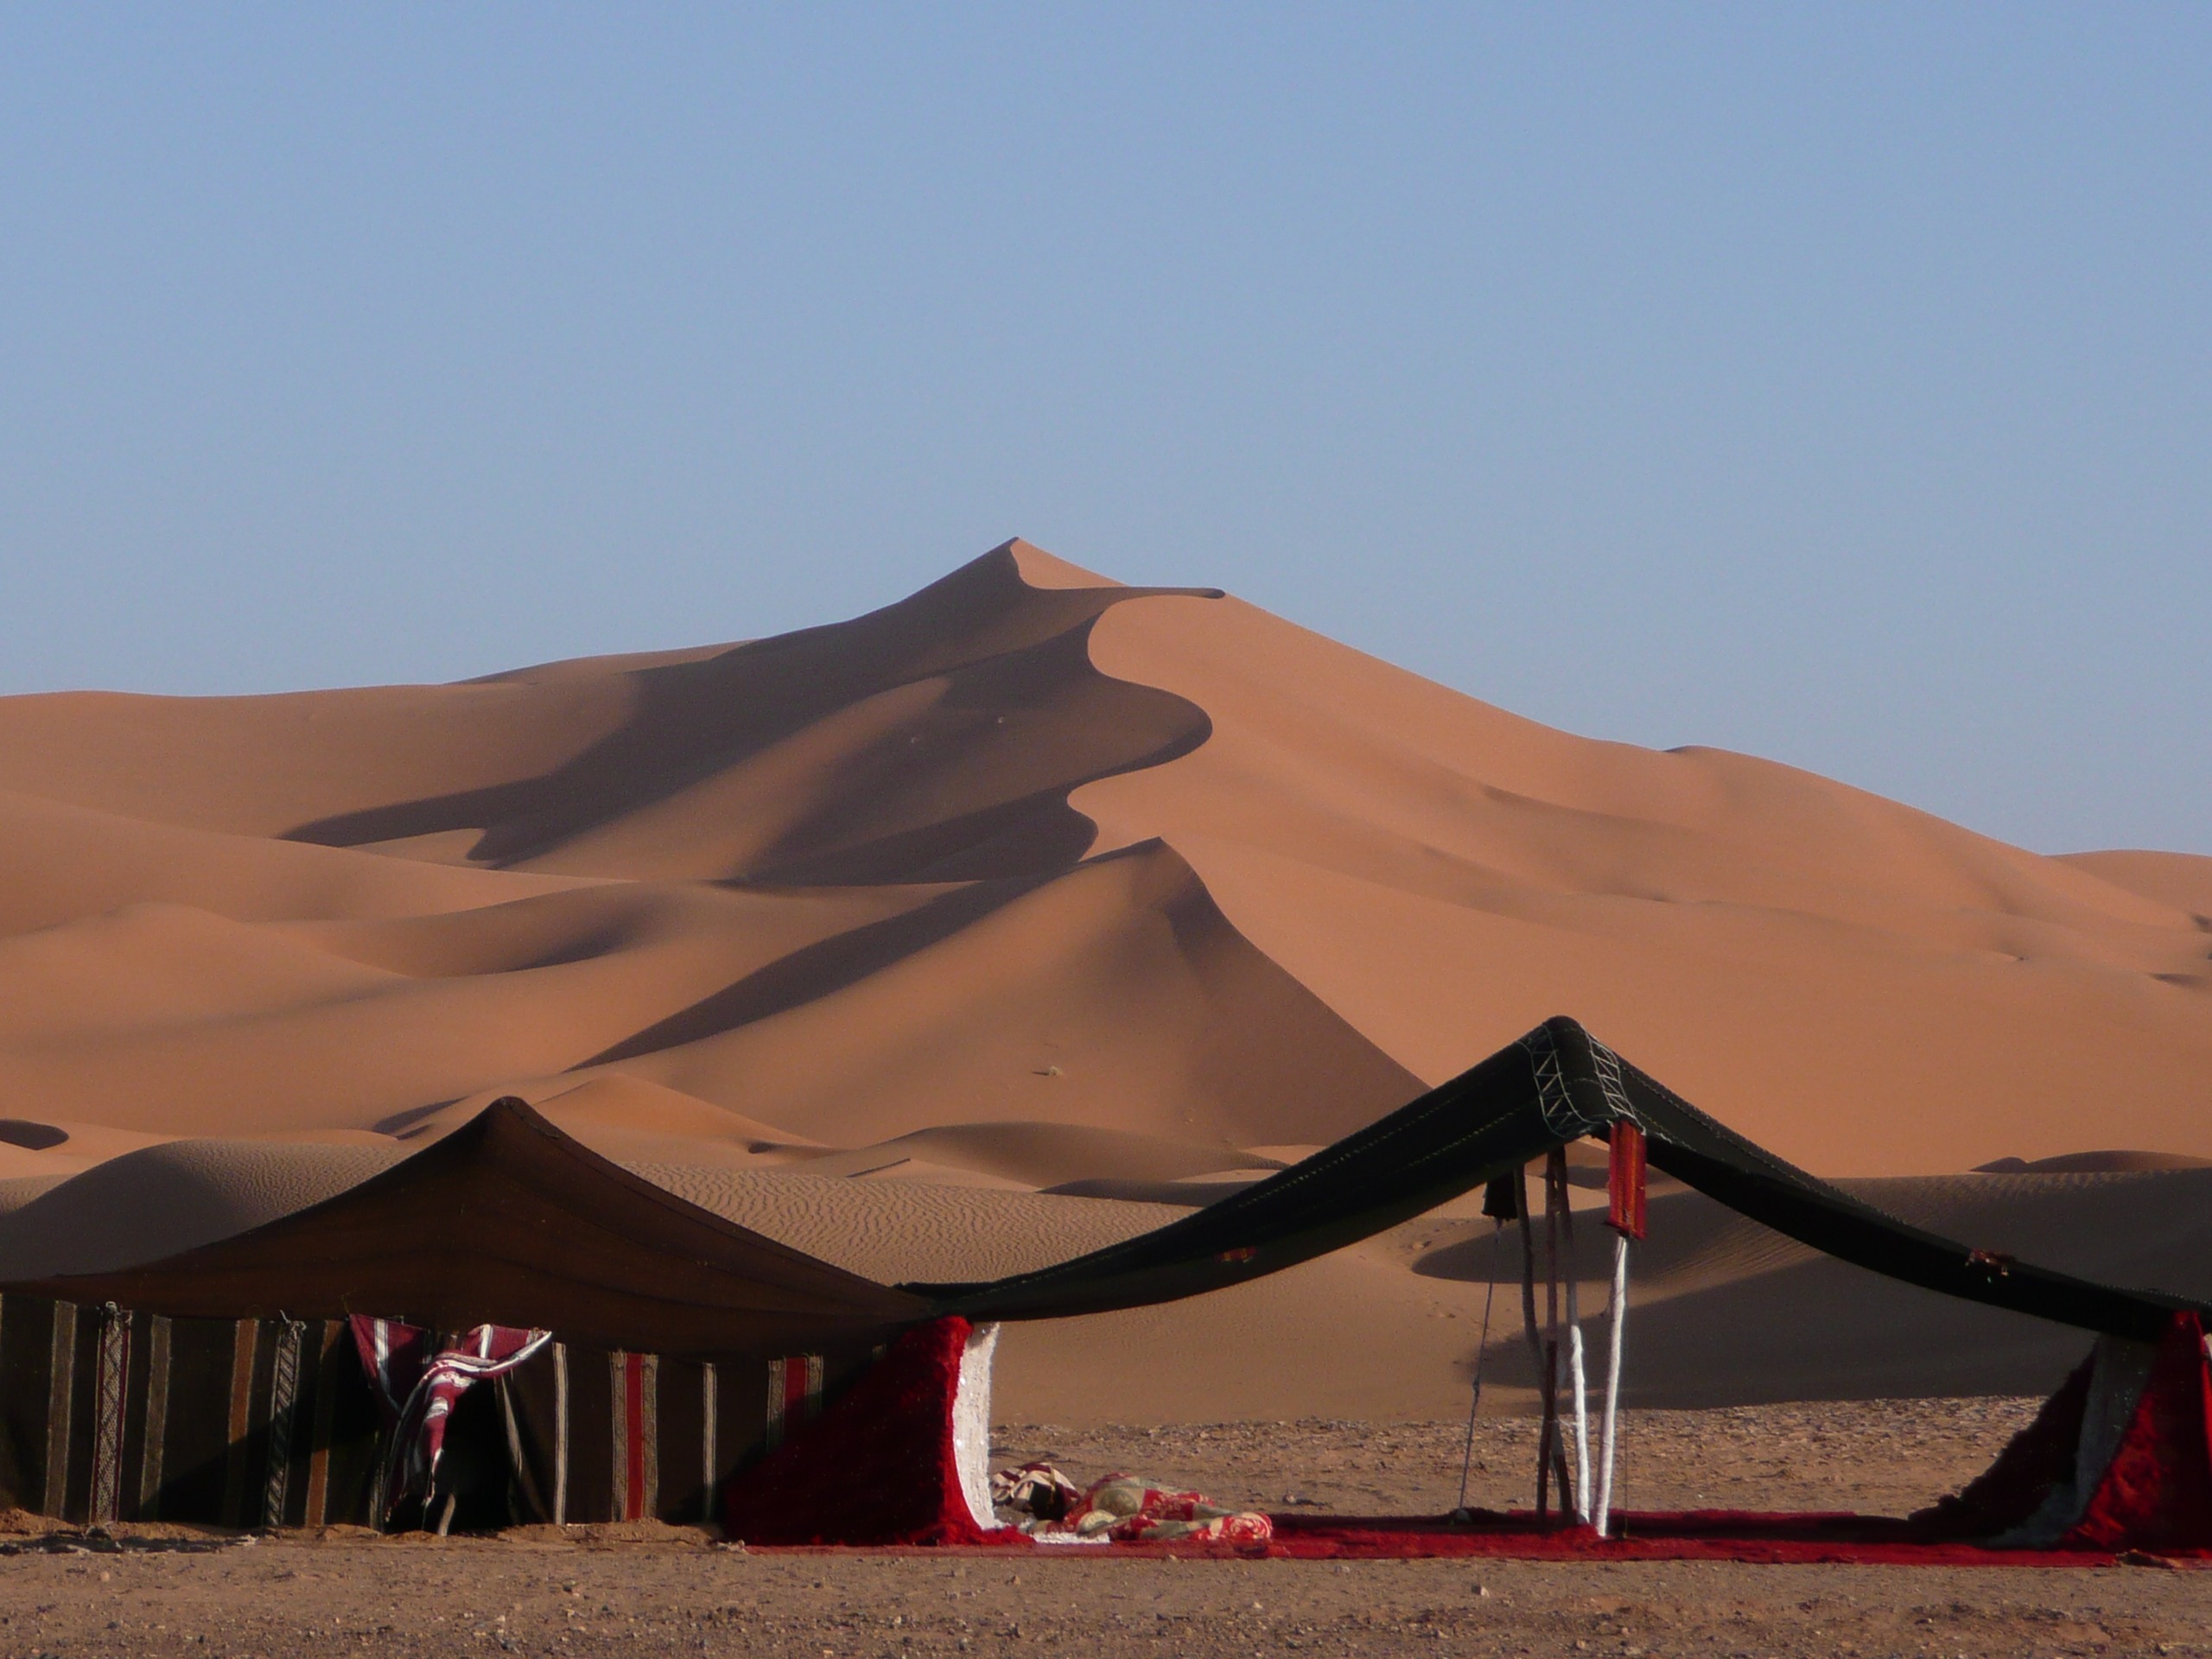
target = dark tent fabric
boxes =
[0,1288,888,1530]
[24,1020,2195,1360]
[0,1101,933,1529]
[8,1098,929,1359]
[0,1298,385,1528]
[913,1017,2209,1341]
[428,1330,880,1530]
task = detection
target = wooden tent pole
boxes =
[1452,1219,1503,1517]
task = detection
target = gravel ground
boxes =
[990,1397,2051,1518]
[2,1401,2203,1659]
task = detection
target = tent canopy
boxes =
[15,1017,2202,1353]
[8,1096,927,1357]
[914,1018,2207,1340]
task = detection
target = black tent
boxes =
[917,1017,2202,1339]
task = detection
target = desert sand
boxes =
[4,1403,2207,1656]
[0,539,2207,1425]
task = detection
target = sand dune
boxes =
[0,552,1220,884]
[0,786,590,935]
[0,537,2205,1415]
[2057,849,2212,918]
[1073,575,2212,1172]
[0,1139,406,1279]
[1975,1148,2212,1173]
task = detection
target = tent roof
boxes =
[13,1019,2201,1355]
[916,1018,2211,1342]
[8,1096,927,1357]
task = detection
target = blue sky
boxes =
[3,6,2205,854]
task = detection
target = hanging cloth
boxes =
[1594,1121,1648,1538]
[1608,1120,1649,1239]
[351,1316,551,1525]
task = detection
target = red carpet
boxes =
[745,1508,2208,1565]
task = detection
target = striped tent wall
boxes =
[0,1292,884,1529]
[0,1295,385,1528]
[499,1338,872,1525]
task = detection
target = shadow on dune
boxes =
[575,836,1427,1148]
[582,862,1076,1065]
[283,547,1219,883]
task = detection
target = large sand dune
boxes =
[0,539,2205,1417]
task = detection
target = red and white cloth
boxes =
[990,1461,1273,1545]
[350,1316,550,1520]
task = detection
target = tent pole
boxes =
[1453,1219,1503,1516]
[1596,1231,1629,1539]
[1542,1151,1573,1519]
[1562,1173,1591,1525]
[1517,1169,1550,1520]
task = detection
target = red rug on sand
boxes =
[744,1510,2208,1565]
[1251,1510,2207,1565]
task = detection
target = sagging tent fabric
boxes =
[1915,1313,2212,1550]
[911,1018,2206,1340]
[8,1097,927,1357]
[722,1316,1008,1548]
[3,1017,2208,1550]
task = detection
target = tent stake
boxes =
[1596,1231,1629,1539]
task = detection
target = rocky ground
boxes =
[989,1395,2052,1518]
[3,1402,2204,1658]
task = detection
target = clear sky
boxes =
[3,7,2205,855]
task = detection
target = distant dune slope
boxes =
[2055,849,2212,920]
[1076,581,2212,1172]
[0,543,1422,1154]
[0,538,2201,1167]
[0,550,1220,885]
[0,537,2205,1415]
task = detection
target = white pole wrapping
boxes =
[1595,1230,1630,1539]
[1563,1201,1591,1525]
